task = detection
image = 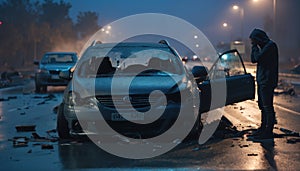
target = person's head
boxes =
[249,28,270,47]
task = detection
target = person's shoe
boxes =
[250,127,264,136]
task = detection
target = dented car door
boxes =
[198,49,255,113]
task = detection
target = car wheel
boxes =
[41,85,47,93]
[35,76,42,93]
[57,103,71,139]
[35,83,41,93]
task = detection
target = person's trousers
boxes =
[257,84,276,134]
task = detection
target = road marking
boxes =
[247,99,300,116]
[8,108,17,112]
[0,85,23,92]
[224,107,258,126]
[274,104,300,116]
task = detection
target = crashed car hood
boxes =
[73,75,188,98]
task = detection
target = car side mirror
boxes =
[192,66,208,82]
[182,56,188,63]
[59,70,72,80]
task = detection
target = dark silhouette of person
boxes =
[249,28,278,139]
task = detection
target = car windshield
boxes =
[41,53,77,64]
[78,46,185,77]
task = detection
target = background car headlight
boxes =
[37,69,49,74]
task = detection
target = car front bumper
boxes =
[35,73,69,86]
[63,101,196,138]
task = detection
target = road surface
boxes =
[0,78,299,171]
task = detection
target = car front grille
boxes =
[96,95,159,109]
[49,70,60,74]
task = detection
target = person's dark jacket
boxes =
[250,29,278,88]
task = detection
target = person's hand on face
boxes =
[251,38,258,46]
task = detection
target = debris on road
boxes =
[37,101,46,105]
[33,94,56,99]
[275,79,296,96]
[286,138,300,144]
[212,116,246,139]
[279,128,300,137]
[15,125,36,132]
[41,144,54,150]
[46,129,57,134]
[35,94,57,106]
[8,96,17,100]
[0,98,9,101]
[52,105,59,114]
[31,132,58,142]
[192,145,211,151]
[11,137,29,147]
[10,125,58,149]
[239,144,250,148]
[0,71,24,88]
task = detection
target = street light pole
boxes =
[240,7,244,41]
[273,0,276,39]
[232,5,244,41]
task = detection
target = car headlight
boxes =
[65,91,97,107]
[37,69,49,74]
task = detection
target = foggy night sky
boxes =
[65,0,277,45]
[0,0,299,60]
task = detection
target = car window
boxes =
[78,46,184,77]
[209,51,246,79]
[41,54,77,64]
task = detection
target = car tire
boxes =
[35,76,42,93]
[57,103,71,139]
[41,85,47,93]
[35,83,41,93]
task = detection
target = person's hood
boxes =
[249,28,270,44]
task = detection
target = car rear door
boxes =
[198,49,255,113]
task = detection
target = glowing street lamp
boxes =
[273,0,277,38]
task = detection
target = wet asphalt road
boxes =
[0,79,299,171]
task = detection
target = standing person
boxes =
[249,28,278,139]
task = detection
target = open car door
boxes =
[195,49,255,113]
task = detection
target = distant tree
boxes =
[0,0,36,67]
[0,0,100,70]
[37,0,76,55]
[75,11,100,40]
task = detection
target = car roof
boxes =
[44,52,77,55]
[89,42,170,49]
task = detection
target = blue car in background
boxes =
[34,52,78,92]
